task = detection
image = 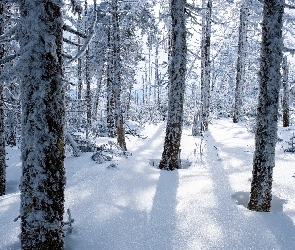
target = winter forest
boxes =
[1,0,295,249]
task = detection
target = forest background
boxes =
[1,0,295,249]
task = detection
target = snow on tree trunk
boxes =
[233,3,248,123]
[282,55,289,127]
[106,23,116,137]
[200,0,212,133]
[85,47,91,138]
[112,0,127,151]
[19,1,66,248]
[77,13,83,100]
[66,133,80,157]
[85,1,91,138]
[159,0,186,170]
[155,43,160,111]
[0,2,5,196]
[0,84,5,197]
[248,0,284,212]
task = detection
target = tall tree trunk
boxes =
[19,1,66,248]
[92,67,103,121]
[155,43,161,111]
[282,55,289,127]
[112,0,126,151]
[85,0,91,138]
[159,0,186,170]
[233,3,248,123]
[85,47,91,138]
[106,23,116,137]
[77,13,83,100]
[248,0,284,212]
[200,0,212,132]
[0,2,6,196]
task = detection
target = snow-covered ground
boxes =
[1,118,295,250]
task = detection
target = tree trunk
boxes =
[19,1,66,248]
[112,0,127,151]
[106,23,116,137]
[155,43,161,111]
[0,2,6,196]
[77,13,83,100]
[233,3,248,123]
[159,0,186,170]
[282,55,289,127]
[248,0,284,212]
[92,71,103,121]
[85,47,91,138]
[84,0,91,138]
[200,0,212,132]
[0,85,5,196]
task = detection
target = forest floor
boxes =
[1,118,295,249]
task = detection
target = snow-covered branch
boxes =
[63,37,82,47]
[62,24,87,39]
[0,54,17,65]
[0,26,17,43]
[284,3,295,9]
[185,3,202,13]
[66,1,97,66]
[256,0,295,9]
[283,46,295,55]
[62,53,73,59]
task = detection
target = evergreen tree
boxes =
[248,0,284,212]
[19,0,66,248]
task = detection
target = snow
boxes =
[1,118,295,249]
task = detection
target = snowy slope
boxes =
[1,119,295,250]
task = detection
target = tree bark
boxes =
[112,0,127,151]
[106,22,116,137]
[85,47,91,138]
[0,2,6,196]
[282,55,289,127]
[77,13,83,100]
[248,0,284,212]
[159,0,186,170]
[200,0,212,132]
[233,3,248,123]
[19,1,66,248]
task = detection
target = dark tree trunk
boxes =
[106,23,116,137]
[19,1,66,248]
[248,0,284,212]
[0,2,6,196]
[200,0,212,133]
[0,85,5,197]
[233,4,248,123]
[282,55,289,127]
[85,47,91,138]
[77,14,83,100]
[112,0,127,151]
[85,0,91,138]
[159,0,187,170]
